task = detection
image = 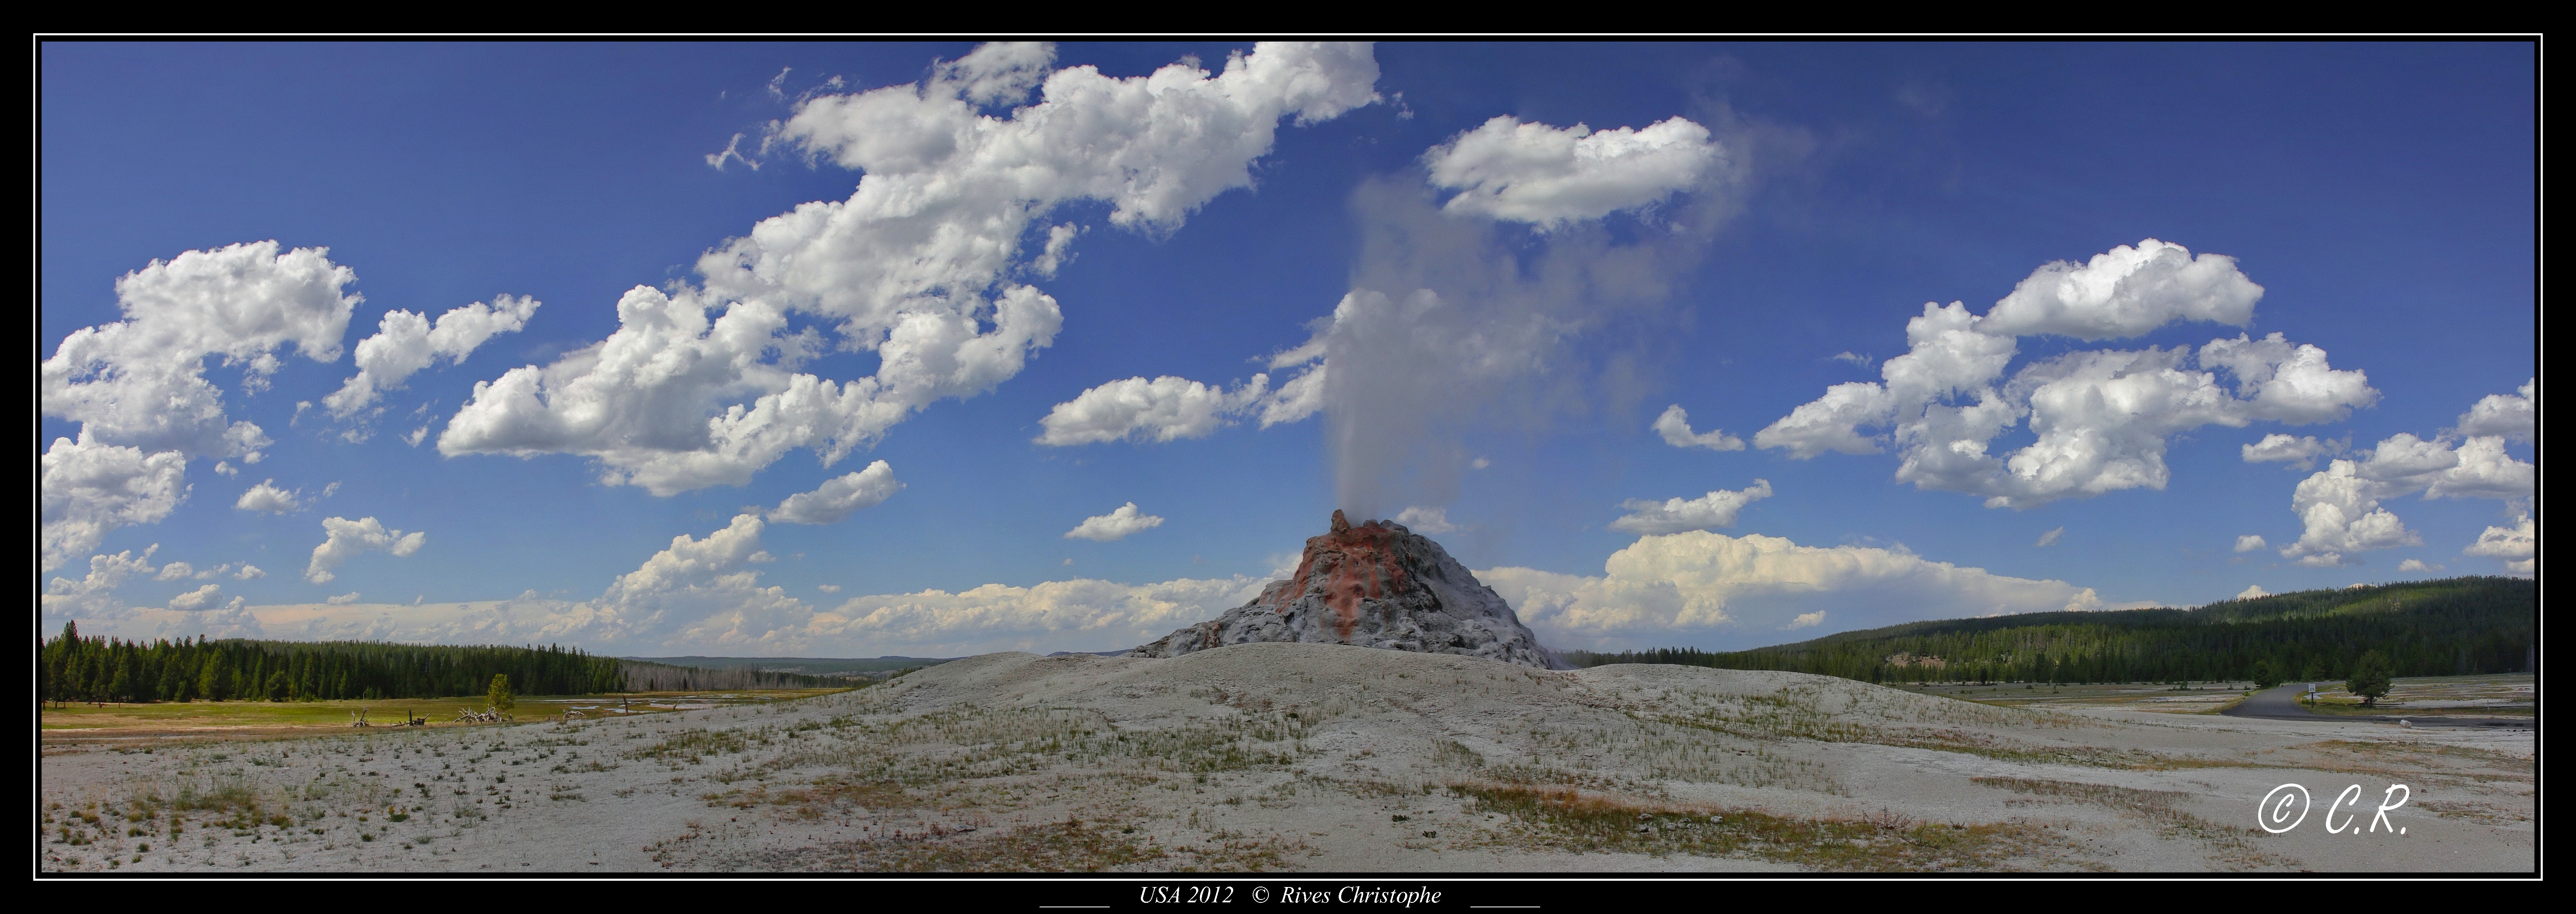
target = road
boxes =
[2220,683,2534,729]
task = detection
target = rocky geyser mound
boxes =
[1129,511,1567,669]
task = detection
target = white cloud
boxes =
[1787,611,1825,629]
[1036,375,1272,445]
[767,460,903,525]
[39,242,361,568]
[1393,505,1463,534]
[1424,115,1722,227]
[1830,351,1873,368]
[2272,383,2535,564]
[2235,584,2270,600]
[42,545,159,619]
[1977,239,2262,341]
[168,584,225,611]
[2397,559,2443,573]
[305,516,427,584]
[2242,433,2333,470]
[817,584,841,593]
[442,44,1379,495]
[2034,527,2064,548]
[2453,378,2534,440]
[325,592,361,605]
[40,433,189,571]
[1755,241,2376,509]
[213,461,237,477]
[2234,534,2268,553]
[1482,530,2128,651]
[41,241,357,458]
[155,561,196,581]
[2279,459,2421,566]
[2426,436,2536,500]
[1607,479,1773,536]
[325,295,539,417]
[235,479,302,514]
[1065,503,1165,542]
[1470,457,1490,470]
[2463,513,2534,575]
[404,425,430,447]
[1651,404,1745,451]
[234,564,265,580]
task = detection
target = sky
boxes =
[40,41,2537,658]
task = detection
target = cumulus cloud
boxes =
[234,564,266,580]
[39,242,362,568]
[2279,459,2422,566]
[1651,405,1745,451]
[324,295,539,417]
[1608,479,1774,536]
[1036,375,1275,445]
[2453,378,2534,440]
[442,44,1380,496]
[767,460,903,525]
[1755,241,2377,509]
[325,592,361,605]
[1424,115,1722,228]
[2463,513,2534,575]
[1977,239,2262,341]
[2034,527,2063,548]
[1393,505,1463,534]
[1065,503,1165,542]
[2242,433,2333,470]
[2274,384,2536,565]
[235,479,303,513]
[2235,584,2269,600]
[167,584,225,611]
[305,516,427,584]
[1787,611,1826,629]
[2234,534,2268,553]
[2397,559,2443,573]
[40,433,189,571]
[42,241,357,457]
[42,546,160,618]
[1482,530,2127,651]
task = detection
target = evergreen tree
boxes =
[2345,651,2395,707]
[487,674,514,715]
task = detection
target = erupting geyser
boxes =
[1128,510,1568,669]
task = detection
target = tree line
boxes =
[1564,577,2535,686]
[38,623,623,705]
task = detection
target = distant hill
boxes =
[1564,577,2535,684]
[620,656,955,677]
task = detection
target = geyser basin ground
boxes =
[41,644,2532,872]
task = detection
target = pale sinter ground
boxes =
[39,644,2534,873]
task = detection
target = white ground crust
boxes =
[40,644,2534,873]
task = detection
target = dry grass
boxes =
[1447,782,2075,872]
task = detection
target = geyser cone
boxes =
[1129,510,1569,669]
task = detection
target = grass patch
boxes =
[1449,781,2070,871]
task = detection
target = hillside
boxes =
[1566,577,2535,684]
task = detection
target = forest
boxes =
[40,624,627,704]
[1565,577,2536,685]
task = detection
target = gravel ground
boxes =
[38,643,2535,874]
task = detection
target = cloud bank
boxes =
[441,42,1382,496]
[1755,241,2377,509]
[1483,530,2130,652]
[39,241,362,568]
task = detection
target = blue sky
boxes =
[40,42,2535,657]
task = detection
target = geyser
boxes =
[1129,510,1568,669]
